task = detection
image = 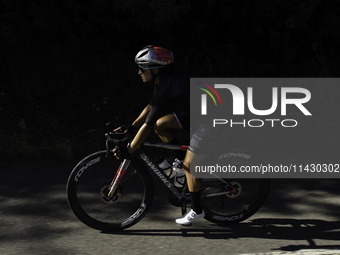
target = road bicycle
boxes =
[66,132,270,231]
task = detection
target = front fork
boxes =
[108,159,131,197]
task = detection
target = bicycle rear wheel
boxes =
[67,151,154,231]
[200,150,270,224]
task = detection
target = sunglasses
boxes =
[138,65,165,73]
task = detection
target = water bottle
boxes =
[157,157,175,178]
[173,158,185,187]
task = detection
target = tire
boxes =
[67,151,154,231]
[200,149,270,225]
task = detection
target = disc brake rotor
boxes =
[226,181,242,198]
[100,185,122,204]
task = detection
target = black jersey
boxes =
[145,72,190,126]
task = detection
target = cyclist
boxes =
[113,45,205,225]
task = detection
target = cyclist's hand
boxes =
[114,124,135,134]
[112,145,130,160]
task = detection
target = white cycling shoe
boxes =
[175,209,205,225]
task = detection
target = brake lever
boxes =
[105,132,133,157]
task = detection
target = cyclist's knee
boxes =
[153,122,160,134]
[154,118,166,132]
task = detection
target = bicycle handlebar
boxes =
[105,132,133,157]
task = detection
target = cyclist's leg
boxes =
[153,113,181,143]
[182,150,204,192]
[183,150,205,213]
[176,150,206,224]
[180,124,213,219]
[154,113,188,159]
[183,122,215,192]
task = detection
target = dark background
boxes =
[1,0,340,161]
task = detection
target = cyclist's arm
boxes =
[128,123,153,154]
[132,104,152,129]
[114,104,152,133]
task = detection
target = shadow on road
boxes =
[102,218,340,252]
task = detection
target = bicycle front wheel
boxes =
[67,151,154,231]
[200,150,270,225]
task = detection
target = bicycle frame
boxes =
[108,142,188,199]
[107,140,237,201]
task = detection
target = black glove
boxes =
[114,145,130,159]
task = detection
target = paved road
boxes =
[1,160,340,255]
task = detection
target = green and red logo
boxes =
[197,82,223,115]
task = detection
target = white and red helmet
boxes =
[135,45,174,66]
